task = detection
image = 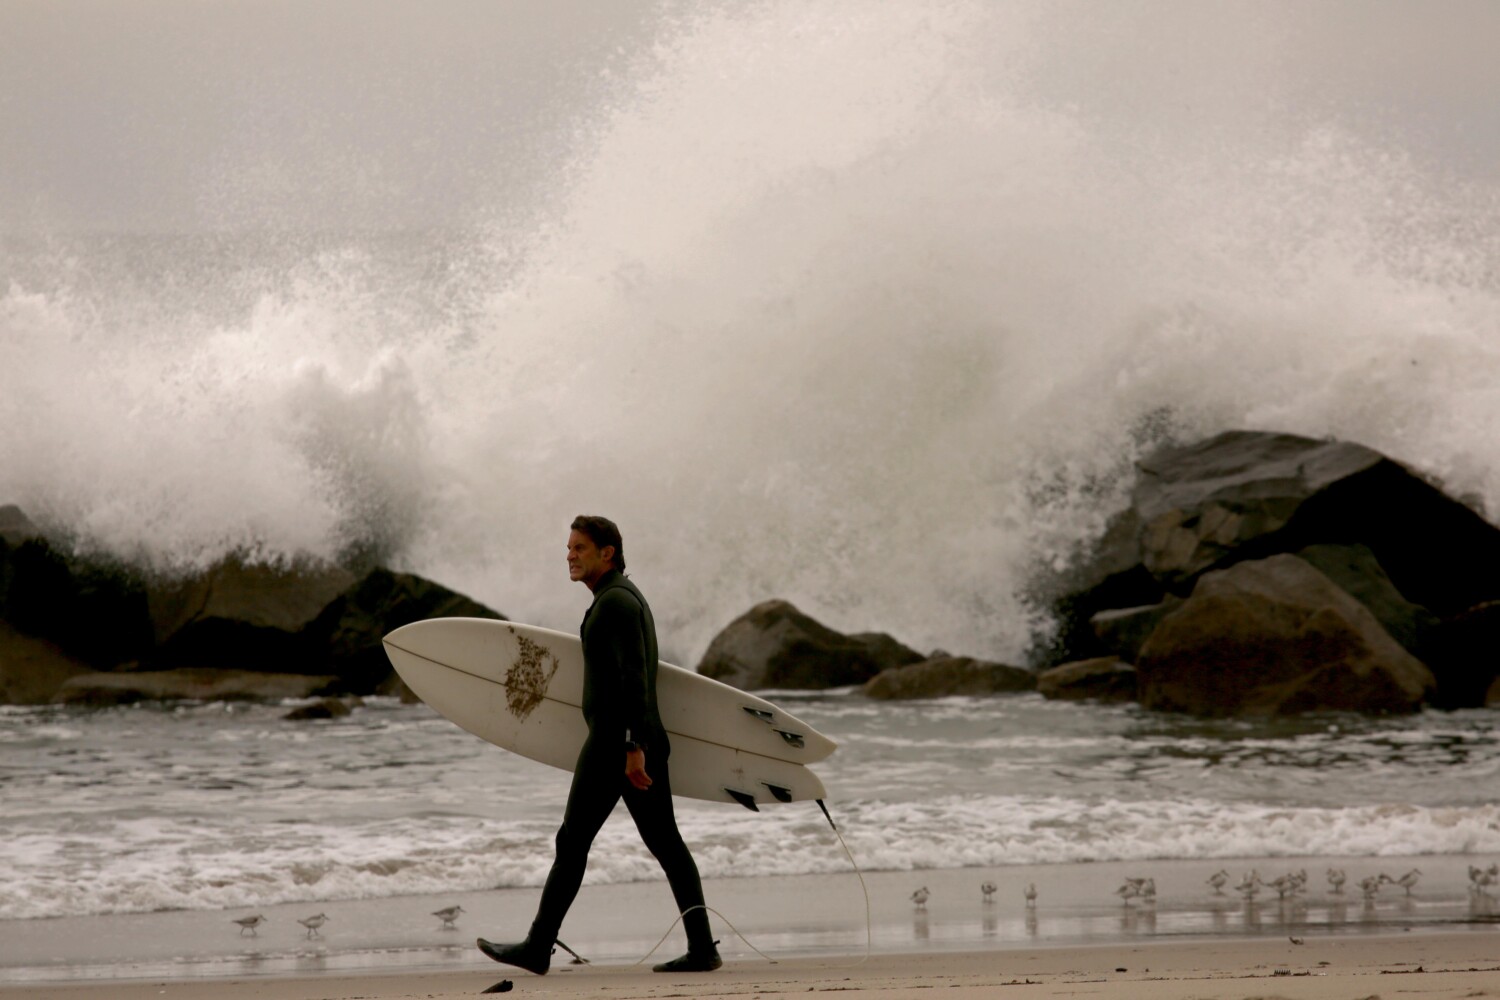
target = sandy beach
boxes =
[3,930,1497,1000]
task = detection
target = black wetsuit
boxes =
[526,569,712,952]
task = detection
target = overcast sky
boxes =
[3,0,1497,233]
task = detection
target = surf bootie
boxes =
[652,943,722,973]
[476,937,551,975]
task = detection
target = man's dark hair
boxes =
[571,515,625,572]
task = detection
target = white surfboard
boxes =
[382,618,836,808]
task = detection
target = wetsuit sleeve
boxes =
[591,590,651,748]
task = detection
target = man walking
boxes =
[477,515,720,975]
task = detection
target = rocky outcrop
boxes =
[0,622,93,704]
[1133,431,1500,616]
[0,504,506,704]
[145,558,357,673]
[864,656,1034,699]
[1037,657,1137,703]
[1090,599,1182,661]
[1421,601,1500,710]
[55,668,340,706]
[301,568,506,693]
[1136,554,1434,716]
[697,599,923,690]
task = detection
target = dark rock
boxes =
[1134,430,1500,616]
[1136,554,1434,716]
[864,656,1034,699]
[0,621,93,704]
[1487,675,1500,707]
[1037,657,1138,703]
[54,668,340,706]
[283,697,355,721]
[301,568,505,694]
[1421,601,1500,709]
[1294,544,1439,657]
[144,558,357,673]
[1,506,155,668]
[697,599,923,690]
[1090,599,1183,661]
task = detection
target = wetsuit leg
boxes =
[529,737,621,943]
[622,754,713,951]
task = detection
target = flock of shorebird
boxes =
[902,862,1500,914]
[230,905,467,938]
[231,865,1500,937]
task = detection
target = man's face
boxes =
[567,529,614,587]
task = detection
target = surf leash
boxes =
[817,798,873,967]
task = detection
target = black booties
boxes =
[652,943,722,973]
[476,937,551,976]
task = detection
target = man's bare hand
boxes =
[625,748,652,790]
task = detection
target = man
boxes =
[477,515,720,975]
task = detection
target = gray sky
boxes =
[3,0,1497,233]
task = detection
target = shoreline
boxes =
[4,853,1497,990]
[3,929,1499,1000]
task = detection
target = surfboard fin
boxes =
[742,707,775,723]
[763,783,792,803]
[725,788,760,811]
[774,729,805,749]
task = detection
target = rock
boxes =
[1134,430,1500,616]
[283,697,355,721]
[864,656,1034,699]
[1136,554,1435,716]
[1090,599,1183,661]
[1037,657,1138,703]
[54,668,340,706]
[1421,601,1500,709]
[1295,544,1439,657]
[301,568,505,694]
[1487,675,1500,707]
[697,599,923,690]
[0,621,93,704]
[1,506,155,667]
[144,558,357,672]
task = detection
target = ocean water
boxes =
[4,693,1498,924]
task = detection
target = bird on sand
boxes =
[1358,876,1382,899]
[297,913,330,938]
[1381,869,1421,895]
[232,914,267,936]
[981,881,997,903]
[1206,869,1230,894]
[910,887,930,910]
[1024,883,1038,908]
[433,905,465,929]
[1235,871,1263,900]
[1326,868,1347,894]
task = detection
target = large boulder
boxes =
[1134,431,1500,616]
[0,621,93,704]
[54,668,340,706]
[1421,601,1500,709]
[1136,554,1435,716]
[1,505,155,667]
[1294,544,1439,658]
[697,599,923,690]
[1090,598,1182,661]
[1037,657,1138,703]
[864,656,1034,700]
[301,568,505,693]
[144,558,356,672]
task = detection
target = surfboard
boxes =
[382,617,836,808]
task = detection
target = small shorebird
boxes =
[1269,872,1304,900]
[1116,877,1150,904]
[910,887,930,910]
[981,881,997,903]
[1469,864,1498,895]
[232,914,267,936]
[1381,869,1421,896]
[1235,871,1262,900]
[1139,878,1157,902]
[433,905,465,929]
[1023,883,1037,908]
[297,913,330,938]
[1358,876,1382,899]
[1327,868,1347,894]
[1206,869,1230,894]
